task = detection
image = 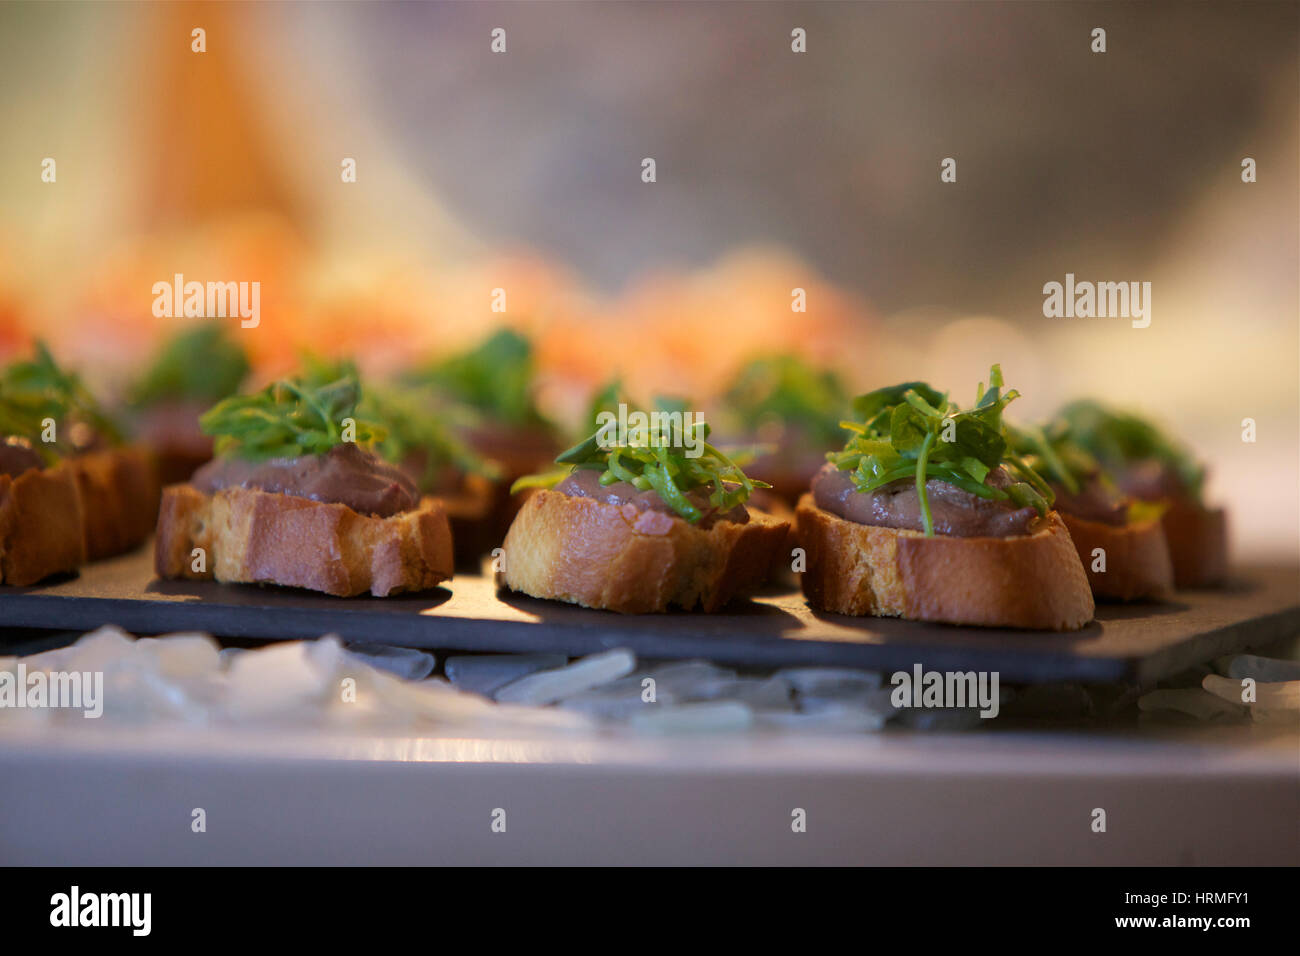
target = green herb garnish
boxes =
[828,364,1051,537]
[407,329,550,428]
[300,354,497,490]
[581,378,628,434]
[1006,420,1102,497]
[1058,400,1205,502]
[723,354,849,450]
[582,379,694,436]
[1007,417,1151,521]
[0,342,122,458]
[511,398,769,524]
[131,324,250,407]
[365,383,499,490]
[200,374,386,460]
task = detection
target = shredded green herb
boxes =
[300,355,497,490]
[131,324,250,407]
[1009,418,1178,526]
[1006,420,1099,497]
[0,342,122,459]
[828,364,1052,537]
[1057,400,1205,503]
[511,397,769,523]
[200,374,386,461]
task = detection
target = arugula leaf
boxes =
[0,342,122,457]
[950,416,1007,467]
[200,374,386,461]
[1058,400,1205,502]
[830,364,1050,537]
[131,324,250,406]
[853,381,945,426]
[512,397,769,523]
[889,403,932,458]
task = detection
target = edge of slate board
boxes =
[0,547,1295,685]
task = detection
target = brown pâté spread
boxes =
[811,461,1040,537]
[1050,477,1127,526]
[192,442,420,518]
[0,438,44,479]
[1116,459,1189,503]
[554,467,748,527]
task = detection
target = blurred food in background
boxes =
[0,342,159,566]
[0,1,1294,562]
[718,354,851,506]
[129,323,251,484]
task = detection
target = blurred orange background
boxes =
[0,1,1295,560]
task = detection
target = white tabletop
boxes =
[2,721,1294,865]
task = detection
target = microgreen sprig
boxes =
[200,374,386,460]
[512,399,769,524]
[299,354,497,490]
[1006,418,1115,498]
[1057,400,1205,503]
[829,364,1052,537]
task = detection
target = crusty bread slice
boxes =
[497,489,791,613]
[1160,500,1228,588]
[68,445,160,561]
[1059,512,1173,601]
[155,484,454,597]
[796,494,1095,630]
[746,491,799,586]
[0,463,86,586]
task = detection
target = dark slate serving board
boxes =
[0,546,1295,684]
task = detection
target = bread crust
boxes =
[746,492,799,586]
[0,463,86,586]
[68,446,160,561]
[155,484,454,597]
[1161,501,1228,588]
[1059,512,1173,601]
[498,489,791,613]
[796,494,1095,630]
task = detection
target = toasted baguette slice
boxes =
[746,490,799,586]
[796,495,1094,630]
[68,446,160,561]
[498,489,791,613]
[1059,512,1173,601]
[155,484,454,597]
[1161,500,1228,588]
[0,463,86,586]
